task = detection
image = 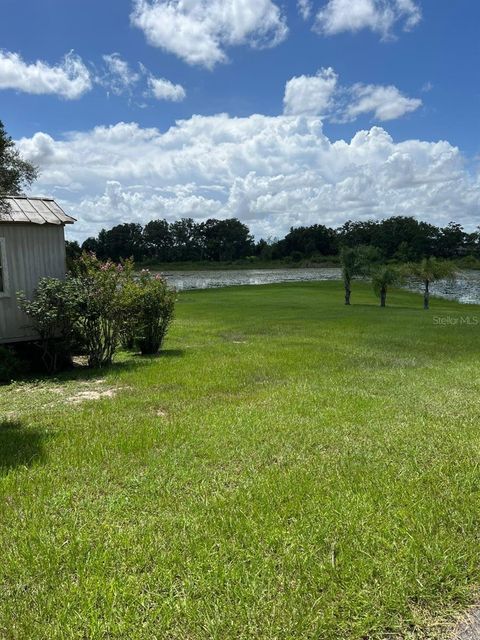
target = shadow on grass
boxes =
[132,348,186,360]
[52,348,185,381]
[27,355,154,386]
[348,302,424,311]
[156,348,185,358]
[3,349,186,389]
[0,420,47,474]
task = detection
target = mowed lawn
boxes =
[1,281,480,639]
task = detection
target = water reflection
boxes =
[405,271,480,305]
[163,268,342,291]
[160,268,480,305]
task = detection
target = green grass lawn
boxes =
[1,281,480,639]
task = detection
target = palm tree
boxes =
[405,257,457,310]
[372,265,401,307]
[340,247,357,305]
[340,245,380,305]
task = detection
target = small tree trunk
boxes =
[380,286,387,307]
[424,280,430,310]
[344,278,351,305]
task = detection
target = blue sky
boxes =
[1,0,479,240]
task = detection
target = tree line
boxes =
[70,215,480,265]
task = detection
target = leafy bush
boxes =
[19,254,176,371]
[121,270,176,355]
[18,278,81,373]
[0,346,21,384]
[73,253,134,368]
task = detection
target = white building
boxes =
[0,196,75,344]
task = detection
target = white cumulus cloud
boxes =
[148,76,186,101]
[283,68,421,122]
[284,68,338,116]
[315,0,421,37]
[0,50,92,99]
[344,83,422,121]
[130,0,288,69]
[17,115,480,243]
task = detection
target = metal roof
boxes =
[0,196,76,226]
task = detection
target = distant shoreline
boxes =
[137,256,480,273]
[138,258,339,272]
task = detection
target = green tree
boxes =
[337,219,379,249]
[340,245,380,305]
[143,219,173,261]
[437,222,466,259]
[65,240,82,271]
[254,238,273,261]
[282,224,337,258]
[338,216,438,261]
[81,236,100,254]
[405,257,457,310]
[0,120,38,212]
[373,216,438,260]
[96,223,145,262]
[170,218,203,261]
[201,218,254,262]
[372,265,402,308]
[340,247,357,306]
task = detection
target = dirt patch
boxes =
[3,411,19,421]
[2,379,129,415]
[67,387,123,405]
[79,379,106,386]
[452,608,480,639]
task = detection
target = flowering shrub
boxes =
[19,254,176,372]
[73,253,134,368]
[121,270,176,355]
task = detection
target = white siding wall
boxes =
[0,224,67,343]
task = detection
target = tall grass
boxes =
[1,281,479,639]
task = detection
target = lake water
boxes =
[162,268,480,305]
